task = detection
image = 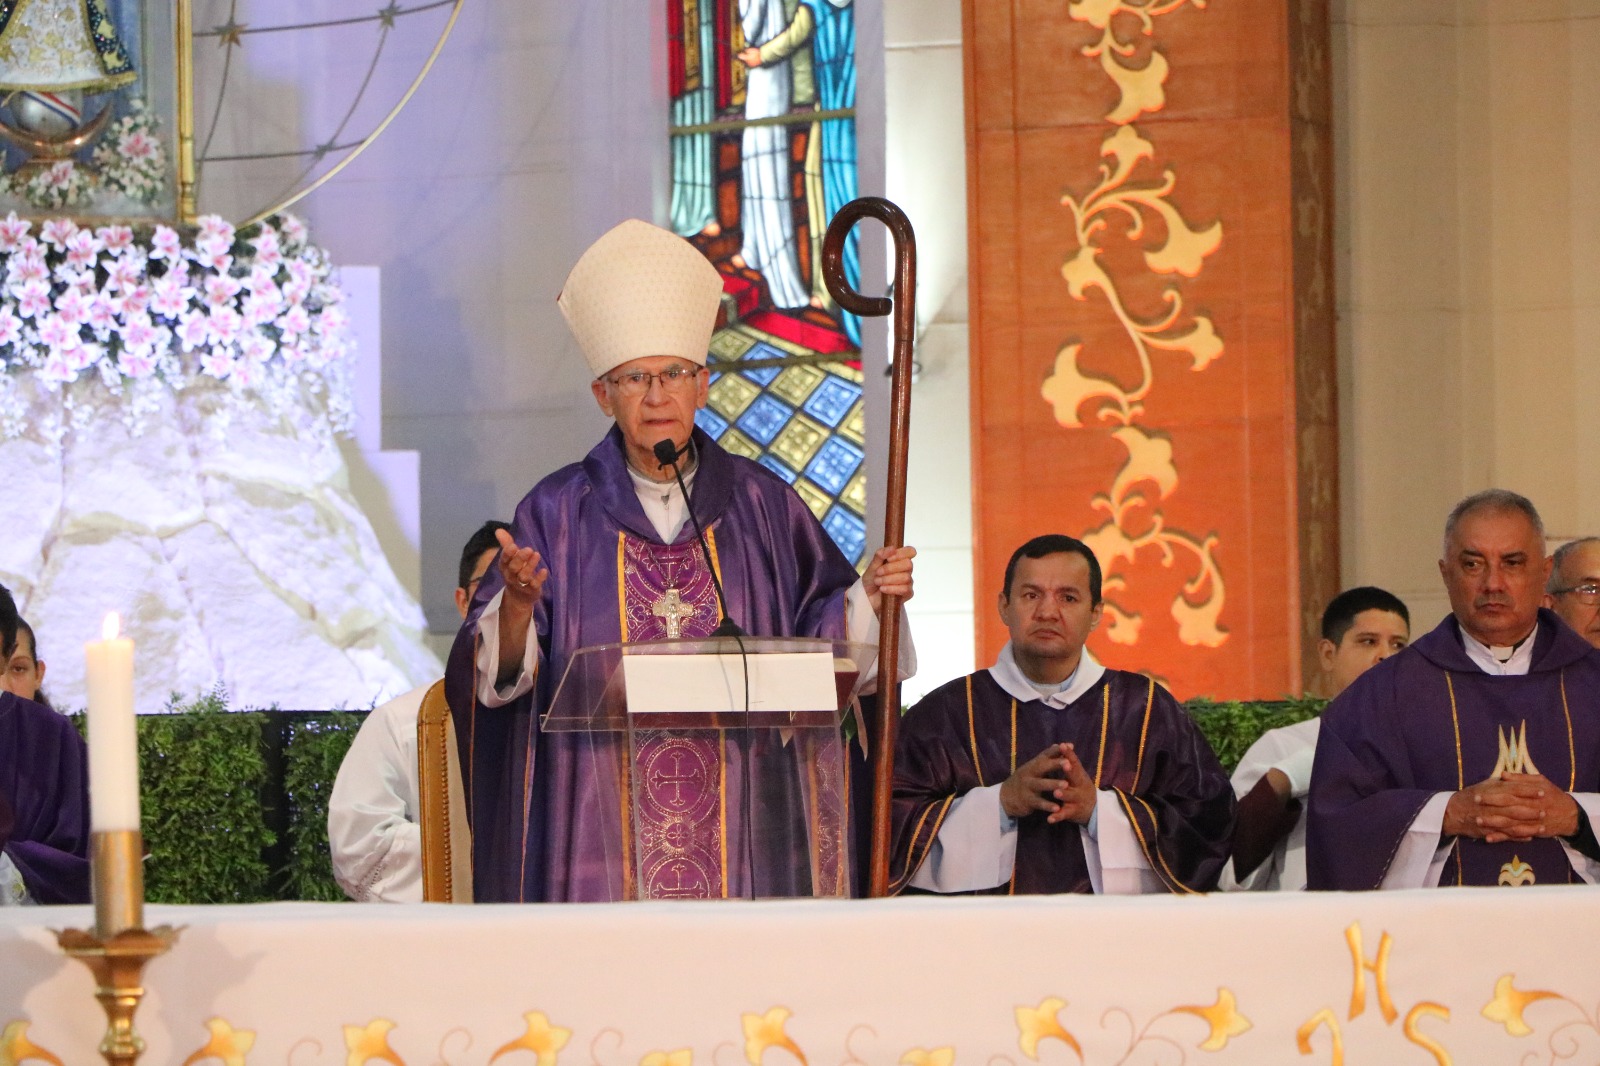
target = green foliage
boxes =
[67,691,1319,902]
[279,712,363,901]
[1185,696,1327,774]
[137,688,276,903]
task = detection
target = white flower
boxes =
[240,330,274,363]
[196,216,235,247]
[40,217,78,249]
[176,310,210,351]
[99,225,135,253]
[279,304,311,337]
[38,314,76,351]
[203,273,242,308]
[121,314,158,351]
[199,346,234,379]
[64,228,102,269]
[15,280,49,319]
[54,288,91,326]
[207,306,243,345]
[192,235,231,273]
[116,347,156,379]
[39,351,76,385]
[0,307,21,347]
[150,275,191,318]
[0,213,30,252]
[149,226,182,261]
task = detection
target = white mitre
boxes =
[557,219,724,379]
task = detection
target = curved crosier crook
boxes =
[822,196,917,898]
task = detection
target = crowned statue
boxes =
[0,0,134,160]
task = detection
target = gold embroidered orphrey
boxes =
[1492,720,1540,886]
[652,587,696,639]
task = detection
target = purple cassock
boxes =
[446,426,861,902]
[888,669,1235,894]
[0,691,90,903]
[1307,608,1600,889]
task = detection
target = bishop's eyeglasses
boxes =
[605,365,704,397]
[1551,582,1600,604]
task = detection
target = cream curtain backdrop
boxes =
[2,892,1597,1064]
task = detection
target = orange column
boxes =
[966,0,1336,699]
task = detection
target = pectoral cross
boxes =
[652,587,695,639]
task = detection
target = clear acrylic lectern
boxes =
[542,636,876,900]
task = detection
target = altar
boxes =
[2,890,1597,1065]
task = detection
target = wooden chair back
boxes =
[417,679,473,902]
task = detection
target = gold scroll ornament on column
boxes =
[1041,0,1226,650]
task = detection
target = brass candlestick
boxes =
[55,830,180,1066]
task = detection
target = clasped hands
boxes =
[1444,772,1581,843]
[999,742,1097,825]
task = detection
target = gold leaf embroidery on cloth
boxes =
[1481,975,1561,1037]
[640,1051,693,1066]
[343,1019,405,1066]
[1403,1003,1452,1066]
[1014,997,1083,1061]
[1491,721,1541,777]
[897,1050,954,1066]
[180,1018,256,1066]
[741,1007,806,1065]
[1173,988,1252,1051]
[0,1020,64,1066]
[1295,1008,1343,1066]
[489,1011,572,1064]
[1043,43,1228,651]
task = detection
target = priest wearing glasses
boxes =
[445,219,916,902]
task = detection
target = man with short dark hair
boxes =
[1544,537,1600,649]
[328,521,510,902]
[887,535,1234,895]
[1221,587,1410,891]
[1308,489,1600,889]
[0,583,90,905]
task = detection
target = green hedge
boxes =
[74,693,1321,903]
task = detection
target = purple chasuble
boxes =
[889,669,1235,895]
[446,426,858,902]
[1307,609,1600,890]
[0,691,90,903]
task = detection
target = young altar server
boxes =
[1221,586,1410,891]
[0,585,89,905]
[1308,490,1600,888]
[888,535,1234,895]
[445,219,917,902]
[327,520,508,902]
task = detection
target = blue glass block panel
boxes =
[736,394,795,445]
[803,376,861,428]
[823,505,867,564]
[695,408,729,439]
[741,343,788,386]
[805,435,864,495]
[759,454,797,483]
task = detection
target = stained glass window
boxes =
[667,0,867,566]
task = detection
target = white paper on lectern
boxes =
[621,652,835,714]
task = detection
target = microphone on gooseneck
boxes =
[654,438,745,638]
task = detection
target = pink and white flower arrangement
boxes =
[0,211,354,438]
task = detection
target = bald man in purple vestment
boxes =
[0,585,90,905]
[445,221,915,902]
[1307,490,1600,889]
[889,535,1233,895]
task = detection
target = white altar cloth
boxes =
[2,891,1598,1065]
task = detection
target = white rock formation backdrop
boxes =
[2,380,440,714]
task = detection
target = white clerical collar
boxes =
[988,641,1106,708]
[1459,625,1536,676]
[626,450,696,543]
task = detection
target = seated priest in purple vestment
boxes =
[445,219,916,902]
[888,535,1234,895]
[1307,490,1600,889]
[0,585,90,905]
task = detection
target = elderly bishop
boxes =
[446,220,916,902]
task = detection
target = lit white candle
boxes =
[85,612,140,832]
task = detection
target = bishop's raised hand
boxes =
[495,528,548,607]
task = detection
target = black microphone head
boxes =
[653,439,680,468]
